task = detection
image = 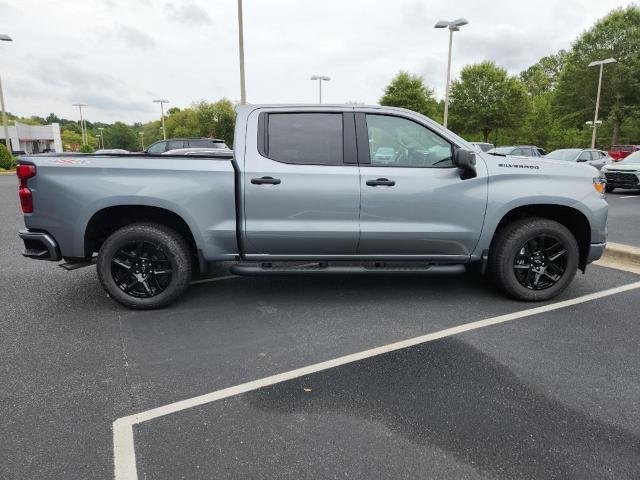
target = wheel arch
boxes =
[489,204,591,270]
[84,205,199,264]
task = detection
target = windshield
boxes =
[618,151,640,164]
[545,149,580,161]
[487,146,513,156]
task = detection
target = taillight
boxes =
[16,163,36,213]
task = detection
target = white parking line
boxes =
[112,278,640,479]
[620,195,640,199]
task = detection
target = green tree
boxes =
[380,71,439,119]
[104,122,139,151]
[79,144,94,153]
[449,61,529,142]
[196,99,236,146]
[520,50,568,97]
[554,5,640,145]
[61,129,83,151]
[0,143,15,170]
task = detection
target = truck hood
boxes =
[482,153,598,179]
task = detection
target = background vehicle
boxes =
[608,145,640,161]
[487,145,545,157]
[94,148,130,154]
[601,150,640,192]
[470,142,494,152]
[145,137,229,154]
[544,148,611,170]
[16,105,607,309]
[162,148,233,157]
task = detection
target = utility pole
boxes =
[72,103,88,145]
[237,0,246,104]
[153,99,169,140]
[1,34,13,152]
[587,58,616,149]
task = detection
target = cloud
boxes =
[164,1,212,26]
[116,25,156,49]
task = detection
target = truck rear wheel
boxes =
[489,218,579,301]
[97,223,192,309]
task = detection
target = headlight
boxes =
[593,177,606,195]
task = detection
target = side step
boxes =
[230,263,466,276]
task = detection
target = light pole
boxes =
[72,103,88,145]
[310,75,331,104]
[434,18,468,128]
[98,127,105,149]
[0,34,13,152]
[139,131,144,150]
[95,134,101,150]
[152,99,169,140]
[587,57,616,149]
[237,0,246,104]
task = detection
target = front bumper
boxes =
[586,242,606,263]
[18,229,61,261]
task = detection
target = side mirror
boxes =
[453,148,477,179]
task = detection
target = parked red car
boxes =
[608,145,640,161]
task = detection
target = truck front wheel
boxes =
[489,218,579,301]
[97,223,192,309]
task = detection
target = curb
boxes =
[596,242,640,274]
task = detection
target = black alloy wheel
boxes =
[111,240,173,298]
[513,235,567,290]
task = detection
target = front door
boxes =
[243,109,360,257]
[356,112,488,258]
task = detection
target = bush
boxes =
[79,144,94,153]
[0,143,16,170]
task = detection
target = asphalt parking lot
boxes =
[2,175,640,480]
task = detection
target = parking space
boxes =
[606,189,640,247]
[2,175,640,479]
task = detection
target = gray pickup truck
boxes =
[16,105,608,309]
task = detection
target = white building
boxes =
[0,122,63,153]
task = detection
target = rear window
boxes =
[266,113,343,165]
[612,145,634,152]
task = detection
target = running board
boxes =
[229,263,466,276]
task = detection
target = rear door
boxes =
[242,108,360,257]
[356,112,488,258]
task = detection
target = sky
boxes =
[0,0,635,124]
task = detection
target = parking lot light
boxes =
[152,99,169,140]
[587,58,616,149]
[435,18,469,128]
[310,75,331,104]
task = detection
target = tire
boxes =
[489,217,579,301]
[605,185,615,193]
[97,223,192,309]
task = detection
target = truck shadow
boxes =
[245,337,640,479]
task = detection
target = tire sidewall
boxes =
[97,224,191,309]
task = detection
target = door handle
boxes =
[366,178,395,187]
[251,176,281,185]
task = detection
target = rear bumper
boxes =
[18,229,61,261]
[586,242,606,263]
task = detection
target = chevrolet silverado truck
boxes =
[16,105,608,309]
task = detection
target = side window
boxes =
[147,141,166,154]
[365,114,453,167]
[578,151,591,162]
[167,140,184,151]
[511,148,524,156]
[265,113,343,165]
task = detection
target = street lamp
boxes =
[0,34,13,152]
[152,99,169,140]
[98,127,105,149]
[587,57,616,148]
[434,18,468,128]
[72,103,88,145]
[237,0,246,104]
[139,131,145,150]
[310,75,331,104]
